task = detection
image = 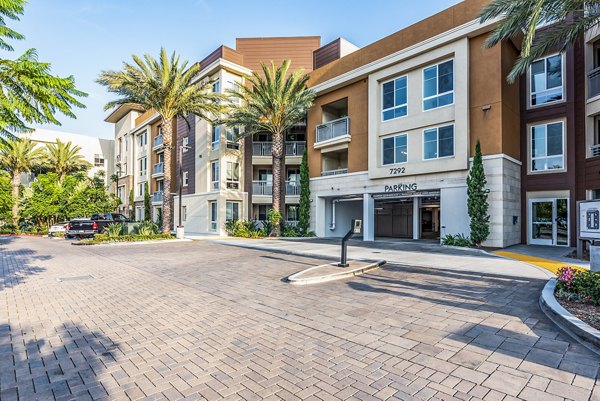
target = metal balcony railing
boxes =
[285,142,306,156]
[285,181,300,196]
[253,180,300,195]
[589,66,600,99]
[591,144,600,157]
[253,142,272,156]
[316,117,350,143]
[153,135,163,149]
[152,162,164,176]
[321,168,348,177]
[152,191,163,203]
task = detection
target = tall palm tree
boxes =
[44,138,91,179]
[226,60,315,236]
[0,138,45,225]
[480,0,600,83]
[97,48,222,233]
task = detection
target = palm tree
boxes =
[0,0,86,139]
[0,138,45,225]
[225,60,315,236]
[97,48,222,233]
[480,0,600,83]
[44,139,91,179]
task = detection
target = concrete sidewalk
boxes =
[211,238,554,280]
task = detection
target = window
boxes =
[209,201,217,231]
[138,183,144,197]
[531,121,564,171]
[139,157,147,176]
[530,54,563,106]
[183,171,189,187]
[135,206,143,222]
[382,134,408,165]
[213,79,220,93]
[286,205,299,222]
[138,132,147,147]
[257,204,270,221]
[226,81,241,104]
[182,136,189,152]
[157,180,164,192]
[423,125,454,160]
[226,162,239,189]
[94,154,105,167]
[226,127,240,149]
[423,60,454,110]
[182,206,187,222]
[117,186,124,203]
[211,161,219,190]
[226,201,240,221]
[124,134,128,151]
[382,76,407,120]
[211,126,220,150]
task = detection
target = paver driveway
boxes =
[0,236,598,401]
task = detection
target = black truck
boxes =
[66,213,130,238]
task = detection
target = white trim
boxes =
[422,59,455,111]
[192,59,252,85]
[310,17,500,95]
[469,153,523,166]
[129,114,160,134]
[528,53,565,109]
[310,171,366,182]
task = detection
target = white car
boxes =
[48,222,68,237]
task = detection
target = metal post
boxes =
[339,229,353,267]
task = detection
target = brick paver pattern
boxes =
[0,237,598,401]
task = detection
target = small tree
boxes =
[129,189,134,219]
[143,183,151,221]
[467,140,490,247]
[298,149,310,233]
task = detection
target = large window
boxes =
[530,54,563,106]
[209,201,217,231]
[423,125,454,160]
[257,204,270,221]
[226,127,240,149]
[138,132,147,147]
[423,60,454,110]
[382,134,408,165]
[94,154,104,167]
[139,157,147,176]
[211,161,219,190]
[531,121,564,171]
[382,76,407,121]
[226,162,239,189]
[183,171,189,187]
[226,201,240,221]
[211,126,220,150]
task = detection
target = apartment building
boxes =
[306,0,523,248]
[174,37,322,235]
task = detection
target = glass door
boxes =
[529,198,569,246]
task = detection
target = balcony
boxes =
[591,144,600,157]
[252,141,306,157]
[285,142,306,156]
[152,162,164,177]
[253,142,272,156]
[590,67,600,99]
[152,191,163,204]
[321,168,348,177]
[253,180,301,196]
[315,117,350,145]
[153,135,164,150]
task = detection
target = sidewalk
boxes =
[493,244,589,274]
[210,237,554,280]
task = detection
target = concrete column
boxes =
[363,193,375,241]
[315,197,326,237]
[413,197,420,240]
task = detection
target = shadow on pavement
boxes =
[0,240,52,291]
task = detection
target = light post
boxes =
[177,144,191,238]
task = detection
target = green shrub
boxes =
[136,220,158,236]
[104,222,124,238]
[556,267,600,306]
[441,233,472,247]
[79,233,173,245]
[225,220,263,238]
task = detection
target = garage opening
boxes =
[374,195,440,240]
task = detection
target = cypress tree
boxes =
[144,183,151,221]
[298,149,311,233]
[129,189,134,219]
[467,140,490,247]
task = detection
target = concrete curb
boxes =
[287,260,386,285]
[72,239,189,247]
[539,278,600,355]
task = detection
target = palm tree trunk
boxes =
[11,171,20,227]
[271,132,284,237]
[162,117,174,234]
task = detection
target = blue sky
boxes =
[13,0,461,139]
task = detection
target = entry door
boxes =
[529,198,569,246]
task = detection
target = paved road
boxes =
[0,236,598,401]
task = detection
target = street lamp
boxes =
[177,144,192,238]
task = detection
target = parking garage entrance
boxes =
[374,192,441,240]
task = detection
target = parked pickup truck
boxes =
[66,213,130,239]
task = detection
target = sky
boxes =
[12,0,461,139]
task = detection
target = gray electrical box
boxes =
[352,219,362,234]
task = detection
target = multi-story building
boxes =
[306,0,523,248]
[174,37,322,235]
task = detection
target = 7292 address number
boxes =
[389,167,405,175]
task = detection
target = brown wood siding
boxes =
[177,115,195,196]
[199,45,244,69]
[236,37,321,73]
[519,40,585,246]
[585,157,600,190]
[135,109,155,126]
[309,0,491,86]
[314,39,341,70]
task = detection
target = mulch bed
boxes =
[556,297,600,331]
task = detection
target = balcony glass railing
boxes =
[285,181,300,196]
[152,162,164,176]
[590,66,600,99]
[252,141,307,156]
[252,180,300,195]
[153,135,163,149]
[316,117,350,143]
[591,144,600,157]
[321,168,348,177]
[285,142,306,156]
[152,191,163,203]
[253,142,273,156]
